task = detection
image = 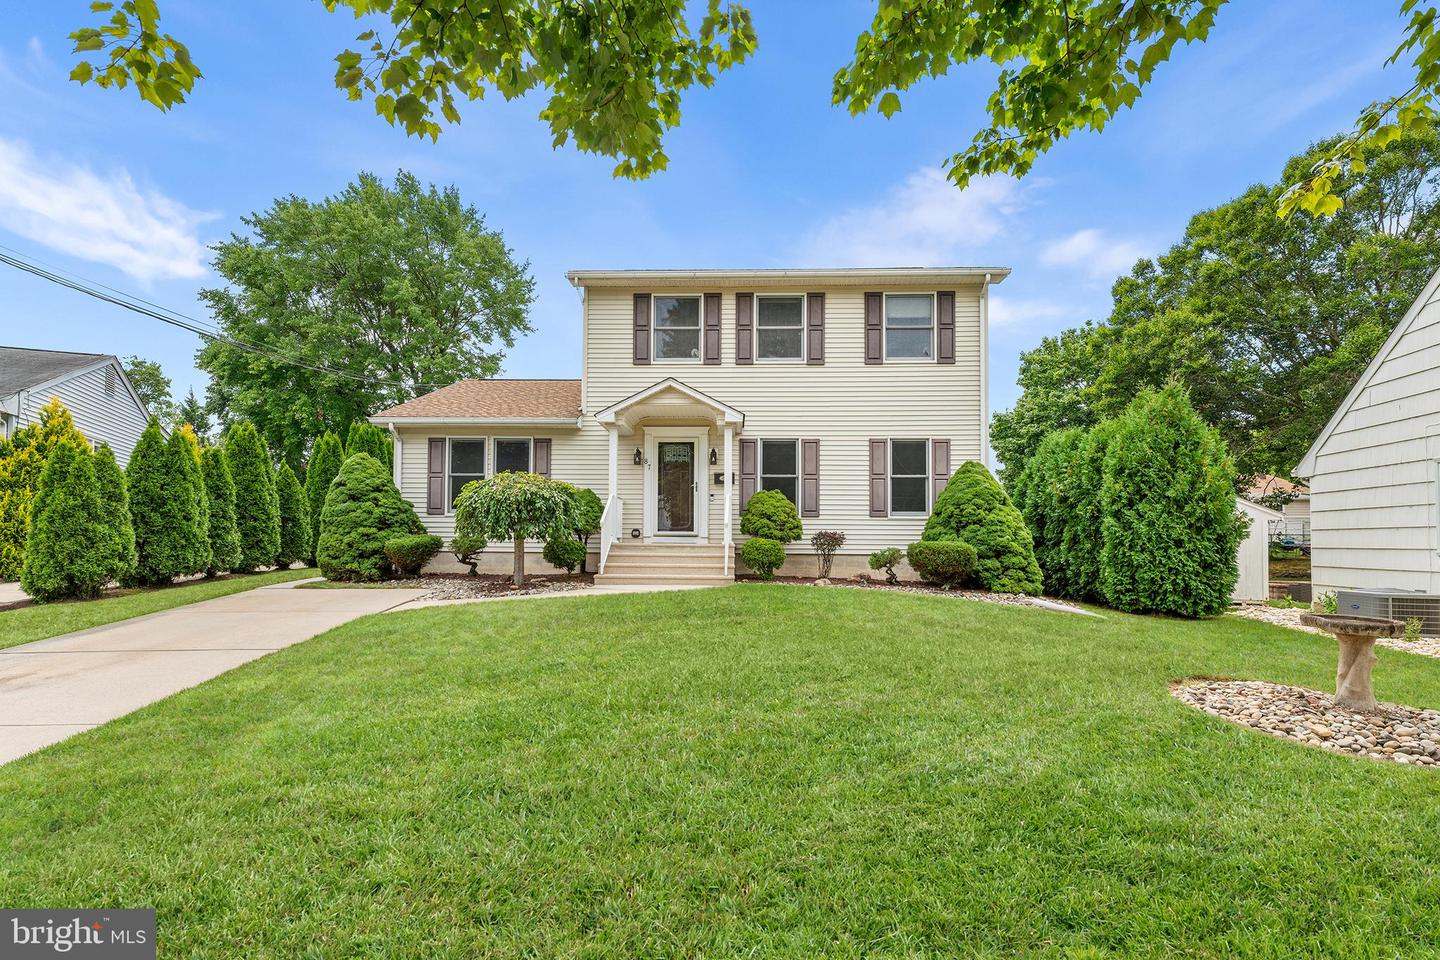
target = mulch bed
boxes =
[1172,678,1440,767]
[387,572,595,601]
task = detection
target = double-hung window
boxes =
[755,295,805,361]
[890,439,928,515]
[760,439,799,505]
[448,439,485,509]
[494,438,533,474]
[885,294,934,360]
[653,295,702,360]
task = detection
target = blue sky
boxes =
[0,1,1409,419]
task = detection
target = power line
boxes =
[0,245,443,392]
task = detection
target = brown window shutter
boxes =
[864,292,883,364]
[740,438,758,509]
[703,292,721,364]
[930,439,950,504]
[533,438,552,477]
[427,438,446,515]
[869,439,888,517]
[800,439,820,518]
[937,290,956,364]
[806,292,825,365]
[735,293,754,365]
[633,293,651,365]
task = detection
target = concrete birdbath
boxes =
[1300,613,1404,712]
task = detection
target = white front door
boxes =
[643,427,710,541]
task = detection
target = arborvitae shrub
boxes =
[225,422,280,572]
[126,419,194,585]
[93,443,137,585]
[0,398,89,580]
[168,427,211,575]
[1013,428,1086,598]
[542,536,587,575]
[905,540,979,589]
[21,441,111,601]
[274,462,311,568]
[923,461,1043,594]
[304,431,344,563]
[200,446,241,576]
[344,422,392,470]
[317,453,425,581]
[1099,383,1246,618]
[740,490,803,542]
[1066,419,1118,601]
[740,537,786,579]
[383,533,443,576]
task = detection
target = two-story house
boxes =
[371,267,1008,583]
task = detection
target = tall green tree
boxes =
[274,462,311,569]
[344,422,393,472]
[127,419,200,585]
[122,355,176,426]
[304,432,344,565]
[197,170,535,465]
[169,426,212,575]
[20,441,111,602]
[176,388,211,441]
[68,2,1440,214]
[93,443,137,585]
[200,446,241,577]
[993,131,1440,481]
[0,398,91,581]
[224,422,280,572]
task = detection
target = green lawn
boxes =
[0,567,316,649]
[3,586,1439,957]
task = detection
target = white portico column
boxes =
[607,424,618,503]
[723,422,734,574]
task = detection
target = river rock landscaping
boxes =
[1229,603,1440,658]
[1172,678,1440,766]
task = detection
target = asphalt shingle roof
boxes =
[0,346,110,398]
[372,379,582,420]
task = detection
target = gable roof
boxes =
[370,379,582,421]
[0,346,111,398]
[1294,264,1440,477]
[1245,474,1309,500]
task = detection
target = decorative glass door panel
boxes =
[656,442,695,532]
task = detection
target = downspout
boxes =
[385,421,401,487]
[980,272,992,468]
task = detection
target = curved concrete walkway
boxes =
[0,580,425,765]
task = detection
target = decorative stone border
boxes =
[1172,678,1440,766]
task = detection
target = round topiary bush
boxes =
[741,537,786,580]
[274,462,311,569]
[740,489,803,542]
[200,446,241,576]
[923,461,1043,595]
[906,540,978,589]
[20,441,111,602]
[317,453,425,581]
[383,533,443,577]
[868,546,904,584]
[225,421,280,573]
[543,536,587,575]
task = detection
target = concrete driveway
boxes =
[0,581,426,765]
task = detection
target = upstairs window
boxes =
[494,438,533,473]
[885,294,934,360]
[760,439,799,505]
[756,295,805,361]
[890,439,928,514]
[449,439,485,508]
[653,295,702,360]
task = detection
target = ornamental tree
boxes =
[317,454,425,581]
[453,473,582,587]
[274,462,311,569]
[20,441,112,602]
[923,461,1042,595]
[93,443,137,585]
[200,446,241,576]
[225,421,280,572]
[304,431,344,563]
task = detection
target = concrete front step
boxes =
[593,571,735,586]
[597,541,734,586]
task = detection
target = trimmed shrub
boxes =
[225,422,280,572]
[274,462,311,568]
[126,419,197,585]
[304,431,344,564]
[344,421,393,470]
[868,547,904,584]
[317,453,425,581]
[1098,383,1246,618]
[810,530,846,578]
[20,441,112,602]
[453,473,582,586]
[923,461,1043,594]
[543,536,587,575]
[906,540,978,589]
[1013,428,1086,598]
[741,537,786,580]
[200,446,241,576]
[384,533,443,576]
[0,398,89,580]
[1064,418,1118,601]
[93,443,137,585]
[740,489,803,542]
[450,533,487,575]
[168,427,212,575]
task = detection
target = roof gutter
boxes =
[368,416,584,428]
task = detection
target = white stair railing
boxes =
[598,495,622,574]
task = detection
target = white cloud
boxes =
[1040,228,1147,279]
[0,138,216,283]
[988,296,1076,331]
[796,167,1026,267]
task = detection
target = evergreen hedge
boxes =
[127,419,196,585]
[20,441,111,602]
[1065,419,1119,601]
[93,443,137,585]
[1012,428,1086,598]
[0,398,89,580]
[383,533,443,576]
[168,427,212,575]
[225,422,280,572]
[274,462,311,568]
[317,454,425,581]
[923,461,1043,594]
[1098,383,1245,618]
[740,537,786,579]
[344,422,393,470]
[200,446,242,576]
[304,431,343,564]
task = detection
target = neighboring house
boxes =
[1244,474,1310,544]
[1295,266,1440,600]
[373,267,1007,583]
[0,347,151,465]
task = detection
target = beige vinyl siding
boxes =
[12,361,149,466]
[1305,290,1440,595]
